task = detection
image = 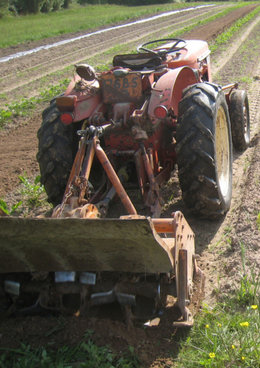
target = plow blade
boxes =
[0,216,176,273]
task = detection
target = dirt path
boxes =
[0,6,259,368]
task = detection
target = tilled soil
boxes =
[0,6,259,368]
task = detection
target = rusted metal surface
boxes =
[63,136,87,201]
[53,198,100,219]
[0,217,175,273]
[152,218,176,233]
[148,67,198,118]
[221,82,238,91]
[101,72,142,104]
[140,144,162,216]
[134,148,146,198]
[93,137,137,215]
[173,211,196,326]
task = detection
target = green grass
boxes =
[175,243,260,368]
[0,1,207,48]
[175,303,259,367]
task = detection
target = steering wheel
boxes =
[137,38,187,56]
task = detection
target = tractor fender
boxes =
[73,93,102,122]
[148,66,199,119]
[63,75,103,123]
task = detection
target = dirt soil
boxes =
[0,5,259,368]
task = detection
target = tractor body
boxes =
[0,39,250,326]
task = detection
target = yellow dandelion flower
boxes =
[239,321,249,327]
[251,305,258,310]
[205,324,210,328]
[241,356,245,361]
[209,352,215,359]
[231,345,235,349]
[217,323,222,327]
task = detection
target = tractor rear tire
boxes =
[176,83,233,218]
[37,103,78,206]
[229,89,250,152]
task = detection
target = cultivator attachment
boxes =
[0,212,202,326]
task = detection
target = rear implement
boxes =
[0,213,200,326]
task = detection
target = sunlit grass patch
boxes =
[176,302,259,367]
[175,242,260,368]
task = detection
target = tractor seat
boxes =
[112,53,162,71]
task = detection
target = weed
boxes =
[0,93,7,101]
[237,271,259,307]
[0,198,22,215]
[0,109,12,127]
[238,76,254,84]
[19,174,45,208]
[209,226,232,252]
[243,156,250,173]
[237,242,259,306]
[0,334,140,368]
[257,212,260,231]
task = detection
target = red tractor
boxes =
[0,39,250,326]
[37,38,250,219]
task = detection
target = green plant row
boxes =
[167,2,251,43]
[0,79,69,128]
[210,4,260,53]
